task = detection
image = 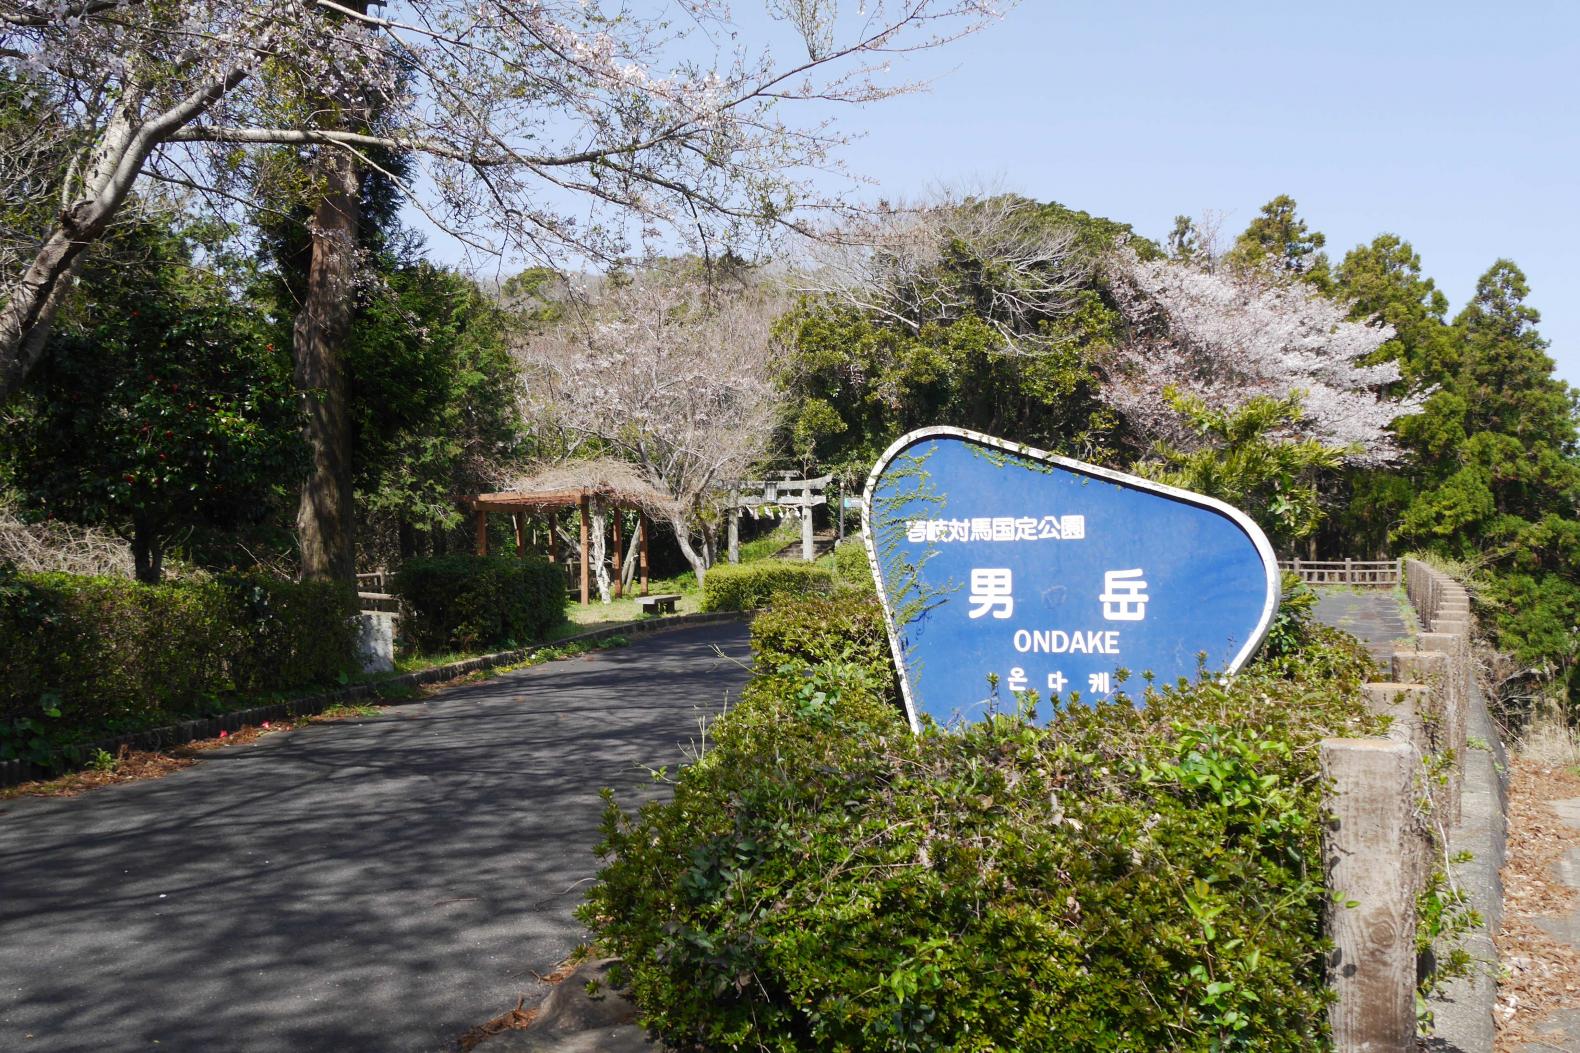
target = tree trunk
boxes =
[590,498,612,603]
[0,63,250,399]
[293,146,360,583]
[673,518,710,588]
[130,514,163,584]
[619,518,642,589]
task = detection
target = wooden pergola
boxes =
[464,485,654,605]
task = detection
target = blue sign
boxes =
[861,427,1279,730]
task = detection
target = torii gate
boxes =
[720,473,832,562]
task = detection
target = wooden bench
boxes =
[638,593,681,616]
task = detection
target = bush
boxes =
[832,538,876,593]
[699,561,834,612]
[581,593,1386,1052]
[0,564,357,763]
[393,554,566,653]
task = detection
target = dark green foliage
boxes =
[0,564,356,762]
[343,263,523,544]
[778,306,1116,480]
[775,198,1136,479]
[1227,194,1332,289]
[1330,246,1580,718]
[832,539,876,593]
[749,594,897,689]
[698,562,834,612]
[582,594,1382,1051]
[1141,394,1345,549]
[2,219,302,582]
[393,555,566,653]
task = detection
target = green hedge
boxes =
[0,565,357,763]
[699,561,834,612]
[832,538,876,593]
[393,554,566,653]
[581,595,1397,1051]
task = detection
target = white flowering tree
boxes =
[0,0,1005,389]
[1104,248,1421,465]
[515,267,784,585]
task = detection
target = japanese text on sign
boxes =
[906,514,1085,544]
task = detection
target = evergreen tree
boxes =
[1166,215,1199,261]
[1,219,301,582]
[1453,260,1575,446]
[1227,195,1332,289]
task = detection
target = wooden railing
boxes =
[1277,558,1402,587]
[356,571,389,592]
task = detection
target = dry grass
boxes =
[1496,758,1580,1049]
[0,500,133,577]
[1515,721,1580,768]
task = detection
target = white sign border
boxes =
[860,425,1283,733]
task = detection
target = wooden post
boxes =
[1321,738,1419,1053]
[612,509,624,600]
[547,515,558,564]
[474,507,489,556]
[1345,557,1354,584]
[639,512,650,596]
[579,494,591,605]
[512,512,526,558]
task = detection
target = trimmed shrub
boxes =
[581,594,1387,1052]
[699,561,834,612]
[217,574,364,692]
[394,554,566,653]
[0,564,357,763]
[832,538,876,593]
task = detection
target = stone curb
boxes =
[0,610,751,789]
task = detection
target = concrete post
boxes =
[801,486,815,562]
[1418,631,1470,813]
[1392,650,1458,826]
[1322,738,1419,1053]
[728,487,740,565]
[1361,682,1432,756]
[1360,682,1437,891]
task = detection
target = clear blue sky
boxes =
[421,1,1580,385]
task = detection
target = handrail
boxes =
[1277,558,1402,587]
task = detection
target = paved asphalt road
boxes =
[0,621,752,1053]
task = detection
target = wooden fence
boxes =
[1277,558,1402,587]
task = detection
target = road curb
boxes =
[0,611,751,789]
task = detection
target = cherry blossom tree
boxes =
[1,0,1005,578]
[1103,247,1422,466]
[0,0,1007,394]
[514,266,783,585]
